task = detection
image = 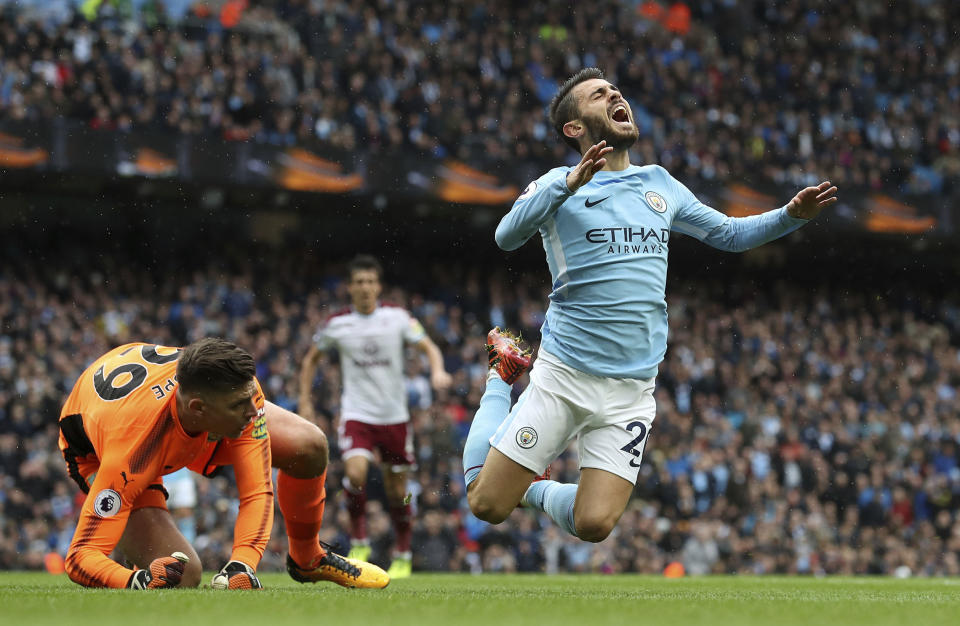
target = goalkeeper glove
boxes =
[128,551,190,589]
[211,560,263,590]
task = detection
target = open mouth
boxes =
[611,104,629,123]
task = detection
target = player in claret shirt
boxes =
[462,67,838,545]
[300,255,452,579]
[58,338,389,589]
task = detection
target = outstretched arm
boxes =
[298,344,323,422]
[673,176,838,252]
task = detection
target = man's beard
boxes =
[583,114,639,151]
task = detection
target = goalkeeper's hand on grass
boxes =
[128,552,190,589]
[211,560,263,590]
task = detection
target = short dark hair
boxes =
[549,67,605,153]
[177,338,255,395]
[347,254,383,280]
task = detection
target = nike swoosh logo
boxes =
[585,196,610,207]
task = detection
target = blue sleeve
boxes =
[667,169,809,252]
[495,168,572,251]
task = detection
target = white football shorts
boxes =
[490,348,656,484]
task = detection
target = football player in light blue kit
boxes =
[462,68,838,543]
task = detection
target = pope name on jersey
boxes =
[314,306,426,425]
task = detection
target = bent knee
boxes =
[467,487,513,525]
[344,465,367,489]
[299,426,329,475]
[278,423,329,478]
[575,516,616,543]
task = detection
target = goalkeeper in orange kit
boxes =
[58,338,389,589]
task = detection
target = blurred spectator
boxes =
[1,237,958,576]
[2,1,960,576]
[681,520,719,575]
[0,1,958,195]
[410,509,458,572]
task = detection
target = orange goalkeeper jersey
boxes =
[58,343,273,588]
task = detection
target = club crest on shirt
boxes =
[516,427,538,449]
[644,191,667,213]
[94,489,122,518]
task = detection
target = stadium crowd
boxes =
[1,237,960,577]
[1,0,959,195]
[2,0,960,580]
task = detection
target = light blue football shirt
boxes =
[496,164,809,379]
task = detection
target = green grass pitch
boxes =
[3,572,959,626]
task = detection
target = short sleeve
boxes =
[404,312,427,344]
[313,324,334,351]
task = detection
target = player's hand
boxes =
[128,551,190,589]
[566,140,614,193]
[431,370,453,390]
[786,181,838,219]
[211,560,263,590]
